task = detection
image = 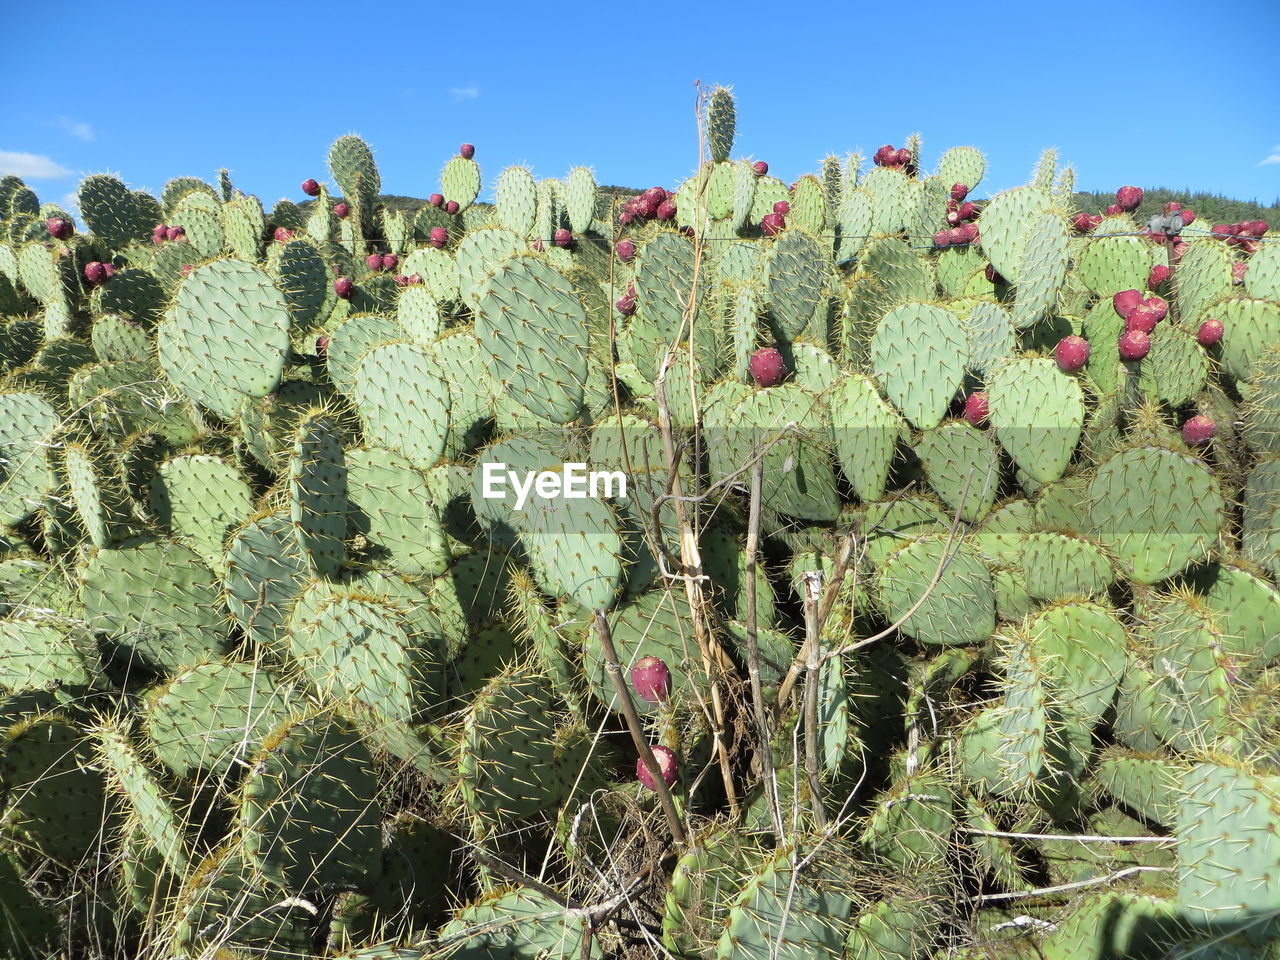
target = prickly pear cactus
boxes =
[0,86,1277,960]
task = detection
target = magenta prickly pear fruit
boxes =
[430,226,448,248]
[959,224,979,244]
[1140,296,1168,323]
[616,294,636,316]
[984,264,1002,284]
[1055,335,1090,372]
[273,227,294,242]
[381,253,397,271]
[166,225,186,242]
[945,210,961,227]
[761,212,785,236]
[1113,289,1143,319]
[394,274,410,287]
[100,263,115,280]
[773,200,790,215]
[636,745,678,790]
[46,216,72,239]
[334,277,353,299]
[630,656,672,704]
[445,200,459,215]
[749,347,786,387]
[1197,317,1224,346]
[1116,185,1144,211]
[963,391,989,426]
[301,178,320,196]
[531,238,545,251]
[1125,307,1159,334]
[753,160,768,176]
[366,253,383,271]
[1118,329,1151,360]
[1071,212,1094,233]
[315,334,329,355]
[554,227,573,248]
[615,239,636,263]
[459,143,475,159]
[618,210,634,226]
[873,145,895,166]
[958,201,979,221]
[894,147,911,167]
[152,223,168,245]
[1182,415,1215,445]
[333,202,349,218]
[656,199,677,221]
[642,186,666,205]
[950,182,969,202]
[84,261,105,284]
[429,193,444,207]
[1232,261,1247,284]
[934,230,951,248]
[1105,203,1122,216]
[180,263,193,276]
[408,273,423,285]
[1148,264,1170,288]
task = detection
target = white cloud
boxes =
[450,84,480,102]
[0,150,71,179]
[53,117,94,141]
[60,191,79,212]
[1259,145,1280,166]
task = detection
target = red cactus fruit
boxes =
[394,274,410,287]
[958,201,978,221]
[333,277,353,299]
[430,226,448,248]
[459,143,475,160]
[445,200,460,215]
[773,200,790,215]
[950,182,969,202]
[408,273,423,285]
[83,261,105,284]
[1105,203,1123,216]
[1113,289,1143,319]
[166,225,186,242]
[1182,415,1215,445]
[333,203,349,218]
[616,294,636,316]
[366,253,384,271]
[656,199,677,221]
[429,193,444,207]
[1148,265,1170,289]
[1180,209,1196,226]
[1118,329,1151,360]
[1197,318,1224,346]
[753,160,768,176]
[636,745,678,790]
[615,239,636,263]
[894,147,911,167]
[630,656,671,704]
[618,210,634,226]
[945,210,962,227]
[1115,185,1144,211]
[152,223,168,245]
[46,217,72,240]
[761,212,785,236]
[934,230,951,248]
[301,178,320,196]
[180,264,192,276]
[873,145,896,166]
[273,227,294,243]
[382,254,397,271]
[315,334,329,355]
[554,227,573,248]
[749,347,786,387]
[1125,307,1159,334]
[1055,335,1090,372]
[963,391,990,426]
[1232,261,1247,285]
[985,264,1004,284]
[1141,296,1168,323]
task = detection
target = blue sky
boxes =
[4,0,1278,215]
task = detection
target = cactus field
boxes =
[1,85,1280,959]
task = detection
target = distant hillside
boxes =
[1071,188,1278,226]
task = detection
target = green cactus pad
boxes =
[81,538,228,672]
[762,230,831,340]
[475,254,589,425]
[1219,298,1280,380]
[964,301,1017,377]
[0,616,95,693]
[345,446,449,578]
[77,174,162,249]
[870,302,968,430]
[1174,240,1233,323]
[938,147,985,195]
[440,886,596,960]
[978,186,1053,284]
[583,586,699,716]
[1011,212,1069,329]
[874,535,996,647]
[150,454,255,572]
[915,420,1001,522]
[156,257,292,419]
[240,712,383,892]
[496,166,537,237]
[288,410,348,577]
[1026,601,1126,724]
[1087,445,1223,584]
[1077,231,1151,296]
[1183,562,1280,668]
[0,391,58,526]
[441,156,481,213]
[354,340,451,469]
[988,357,1084,484]
[224,512,311,655]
